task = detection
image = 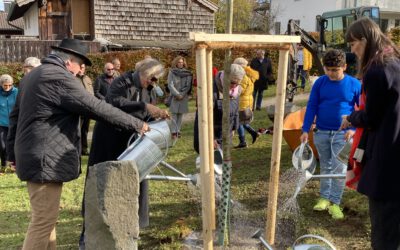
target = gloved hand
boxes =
[146,103,170,119]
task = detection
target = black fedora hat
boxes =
[51,38,92,66]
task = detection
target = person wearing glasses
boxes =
[78,57,169,249]
[0,74,17,171]
[167,56,193,138]
[7,38,149,250]
[93,62,116,99]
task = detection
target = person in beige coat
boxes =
[167,56,192,138]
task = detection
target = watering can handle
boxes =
[297,141,307,170]
[292,234,337,250]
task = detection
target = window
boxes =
[395,19,400,27]
[324,15,354,49]
[380,19,388,33]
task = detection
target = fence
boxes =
[0,39,100,63]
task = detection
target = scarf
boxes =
[170,68,192,78]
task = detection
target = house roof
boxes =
[0,11,23,31]
[197,0,218,12]
[7,0,36,22]
[7,0,218,22]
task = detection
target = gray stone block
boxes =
[85,160,140,250]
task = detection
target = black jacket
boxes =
[250,57,273,90]
[93,73,114,100]
[87,71,152,227]
[348,59,400,200]
[88,71,151,166]
[7,55,144,183]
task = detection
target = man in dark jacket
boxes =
[250,49,273,110]
[6,38,149,249]
[93,62,116,99]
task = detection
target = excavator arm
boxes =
[287,19,325,76]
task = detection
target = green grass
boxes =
[0,89,370,249]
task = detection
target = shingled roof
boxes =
[0,11,23,32]
[93,0,218,41]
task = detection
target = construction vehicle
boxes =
[286,6,380,101]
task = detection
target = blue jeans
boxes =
[313,130,347,205]
[252,89,264,110]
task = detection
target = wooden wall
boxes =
[93,0,216,41]
[0,39,100,63]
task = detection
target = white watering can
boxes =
[292,142,346,181]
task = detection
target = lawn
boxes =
[0,87,371,250]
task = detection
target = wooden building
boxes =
[0,11,23,37]
[7,0,218,43]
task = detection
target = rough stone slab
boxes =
[85,160,140,250]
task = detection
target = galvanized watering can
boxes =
[292,234,336,250]
[117,120,171,181]
[292,142,346,181]
[292,142,316,175]
[252,229,336,250]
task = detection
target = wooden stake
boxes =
[265,49,289,245]
[206,49,216,230]
[196,47,213,250]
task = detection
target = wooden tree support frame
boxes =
[190,32,300,249]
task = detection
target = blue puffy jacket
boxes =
[0,86,18,127]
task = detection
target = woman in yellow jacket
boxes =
[233,57,260,148]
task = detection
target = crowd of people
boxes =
[3,17,399,249]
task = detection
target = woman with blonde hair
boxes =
[167,56,193,138]
[233,57,260,148]
[78,58,169,248]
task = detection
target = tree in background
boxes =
[215,0,258,33]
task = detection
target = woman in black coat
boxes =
[343,18,400,249]
[79,58,169,247]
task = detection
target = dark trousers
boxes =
[80,117,90,153]
[369,198,400,250]
[0,126,8,166]
[252,88,264,110]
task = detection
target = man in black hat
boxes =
[6,38,166,249]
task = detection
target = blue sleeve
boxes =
[302,79,320,132]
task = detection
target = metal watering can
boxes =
[195,147,223,176]
[117,120,170,182]
[144,120,174,149]
[292,142,317,176]
[252,229,336,250]
[292,142,346,181]
[292,234,336,250]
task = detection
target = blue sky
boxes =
[0,1,4,11]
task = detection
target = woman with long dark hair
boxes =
[342,17,400,249]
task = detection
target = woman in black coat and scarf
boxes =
[79,58,169,248]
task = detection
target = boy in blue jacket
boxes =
[300,49,361,219]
